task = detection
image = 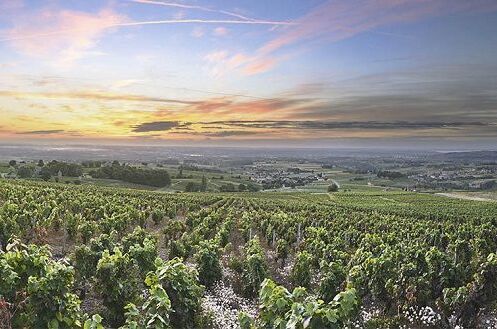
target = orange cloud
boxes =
[242,57,278,76]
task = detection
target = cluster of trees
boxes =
[220,183,259,192]
[8,160,82,181]
[91,162,171,187]
[184,177,260,192]
[81,160,104,168]
[184,176,208,192]
[377,170,406,179]
[46,161,83,177]
[262,177,314,190]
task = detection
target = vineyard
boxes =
[1,180,497,328]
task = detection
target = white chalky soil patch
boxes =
[201,281,257,329]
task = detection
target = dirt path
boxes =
[436,192,496,202]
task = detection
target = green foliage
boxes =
[443,253,497,327]
[318,261,346,302]
[3,178,497,326]
[65,213,81,240]
[0,241,82,328]
[17,166,33,178]
[276,239,289,263]
[93,165,171,187]
[78,221,98,244]
[220,183,237,192]
[121,283,172,329]
[128,238,158,275]
[194,240,222,287]
[84,314,104,329]
[327,182,339,192]
[162,220,186,241]
[96,248,141,326]
[242,238,268,297]
[247,278,358,329]
[291,251,313,288]
[122,227,158,275]
[47,161,83,177]
[239,312,256,329]
[40,167,52,181]
[151,209,165,225]
[146,258,204,329]
[168,239,187,259]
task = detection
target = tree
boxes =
[8,160,16,167]
[185,181,202,192]
[220,183,236,192]
[37,160,45,167]
[247,183,260,192]
[17,166,33,178]
[200,175,207,192]
[40,167,51,181]
[328,182,339,192]
[239,183,247,192]
[92,165,171,187]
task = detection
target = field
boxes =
[1,179,497,328]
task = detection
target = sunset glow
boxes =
[1,0,497,147]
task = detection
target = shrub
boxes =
[96,248,141,326]
[194,240,222,287]
[242,238,268,297]
[244,278,358,329]
[146,258,204,328]
[328,182,339,192]
[291,251,313,288]
[0,241,82,328]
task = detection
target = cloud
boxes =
[202,120,495,131]
[0,4,293,66]
[226,0,497,75]
[191,26,205,38]
[1,8,126,66]
[169,130,259,137]
[17,129,65,135]
[111,79,146,90]
[260,0,497,55]
[0,90,199,105]
[213,27,229,36]
[242,57,278,75]
[175,97,312,118]
[132,121,183,132]
[204,130,258,137]
[129,0,260,22]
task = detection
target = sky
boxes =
[0,0,496,148]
